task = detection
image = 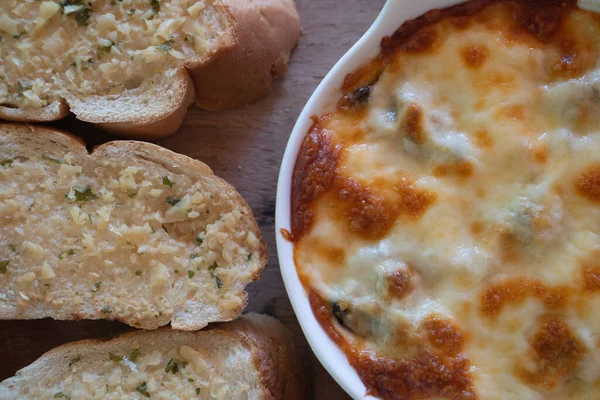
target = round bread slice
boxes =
[0,0,300,138]
[0,123,268,330]
[0,313,309,399]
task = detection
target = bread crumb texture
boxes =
[0,0,228,109]
[0,126,264,329]
[0,330,263,399]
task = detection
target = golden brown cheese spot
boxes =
[470,221,484,238]
[387,269,415,300]
[395,178,438,220]
[399,28,439,54]
[474,129,494,149]
[581,253,600,292]
[574,164,600,204]
[316,243,347,267]
[515,4,571,43]
[532,146,548,164]
[462,45,489,68]
[432,161,475,180]
[517,315,584,389]
[481,278,571,318]
[354,350,476,400]
[422,316,465,357]
[280,228,294,242]
[291,118,341,239]
[333,177,396,240]
[401,104,426,145]
[582,266,600,292]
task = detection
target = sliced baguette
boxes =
[0,313,308,400]
[0,0,300,138]
[0,123,267,330]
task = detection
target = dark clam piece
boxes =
[339,85,372,109]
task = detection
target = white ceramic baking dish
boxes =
[276,0,598,398]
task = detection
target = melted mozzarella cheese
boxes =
[294,2,600,398]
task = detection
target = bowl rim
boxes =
[275,0,475,398]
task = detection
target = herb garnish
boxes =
[208,262,218,271]
[150,0,160,16]
[41,154,65,164]
[101,306,112,314]
[72,185,98,202]
[68,356,81,367]
[109,353,122,362]
[0,159,13,168]
[166,197,180,206]
[135,270,142,276]
[0,260,8,274]
[190,253,198,259]
[165,358,180,374]
[162,176,174,187]
[129,348,141,362]
[53,392,71,399]
[91,282,101,292]
[8,244,16,252]
[196,388,201,395]
[195,233,203,245]
[155,40,172,53]
[136,382,150,398]
[215,276,224,289]
[188,270,194,279]
[62,1,92,26]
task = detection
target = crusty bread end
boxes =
[0,313,309,400]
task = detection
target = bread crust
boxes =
[191,0,301,111]
[0,123,268,330]
[0,0,300,138]
[0,314,308,399]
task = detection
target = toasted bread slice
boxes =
[0,0,300,138]
[0,313,308,400]
[0,123,267,330]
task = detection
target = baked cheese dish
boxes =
[291,0,600,398]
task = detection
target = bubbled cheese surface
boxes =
[293,2,600,399]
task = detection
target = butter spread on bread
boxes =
[0,123,267,330]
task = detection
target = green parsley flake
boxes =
[0,260,8,274]
[109,353,122,362]
[156,40,172,52]
[135,270,142,276]
[165,358,179,374]
[101,306,112,314]
[162,176,174,187]
[73,185,98,202]
[0,159,13,167]
[136,382,150,398]
[188,270,194,279]
[208,262,218,271]
[196,233,203,245]
[53,392,71,399]
[190,253,199,259]
[68,356,81,367]
[91,282,101,292]
[41,154,65,164]
[166,197,180,206]
[129,348,141,362]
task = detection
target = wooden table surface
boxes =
[0,0,386,398]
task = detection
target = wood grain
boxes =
[0,0,386,398]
